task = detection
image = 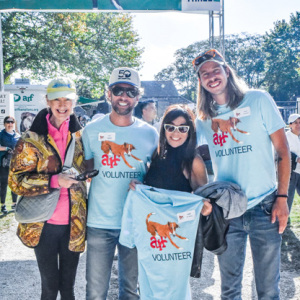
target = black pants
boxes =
[0,166,17,204]
[34,223,80,300]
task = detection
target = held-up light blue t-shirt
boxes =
[120,184,204,300]
[82,115,158,229]
[196,90,285,209]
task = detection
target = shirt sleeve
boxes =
[196,118,208,146]
[50,174,60,188]
[259,91,285,135]
[119,190,136,248]
[82,127,93,160]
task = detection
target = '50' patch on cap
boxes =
[109,67,140,88]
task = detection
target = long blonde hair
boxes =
[197,64,248,120]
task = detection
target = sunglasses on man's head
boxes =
[164,124,190,134]
[111,86,139,98]
[5,120,14,124]
[192,49,224,71]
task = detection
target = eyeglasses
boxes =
[164,124,190,133]
[192,49,225,71]
[111,86,139,98]
[5,120,14,124]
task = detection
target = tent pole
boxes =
[0,14,4,92]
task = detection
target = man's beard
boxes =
[112,102,135,116]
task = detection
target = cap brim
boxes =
[109,81,138,88]
[196,59,225,73]
[47,91,77,100]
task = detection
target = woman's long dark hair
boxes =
[157,104,196,180]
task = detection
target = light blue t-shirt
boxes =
[120,184,204,300]
[196,90,285,209]
[82,115,158,229]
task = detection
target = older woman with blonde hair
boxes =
[9,77,87,300]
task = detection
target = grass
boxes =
[290,193,300,228]
[0,187,15,231]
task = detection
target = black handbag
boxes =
[15,135,75,223]
[291,152,297,172]
[2,151,12,168]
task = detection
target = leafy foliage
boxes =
[3,12,143,98]
[263,12,300,101]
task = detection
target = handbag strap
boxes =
[63,133,76,171]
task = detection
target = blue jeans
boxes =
[287,172,300,213]
[86,227,139,300]
[217,192,282,300]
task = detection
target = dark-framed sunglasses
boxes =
[164,124,190,134]
[5,120,14,124]
[192,49,225,71]
[111,86,139,98]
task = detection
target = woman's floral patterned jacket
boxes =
[8,108,87,252]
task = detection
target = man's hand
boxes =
[129,179,142,191]
[271,197,289,234]
[201,200,212,216]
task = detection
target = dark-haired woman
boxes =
[130,104,211,212]
[0,116,20,214]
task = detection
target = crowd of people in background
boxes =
[0,48,297,300]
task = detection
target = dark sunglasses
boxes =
[192,49,225,71]
[164,124,190,134]
[5,120,14,124]
[111,86,139,98]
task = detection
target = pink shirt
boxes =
[46,113,70,225]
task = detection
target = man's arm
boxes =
[270,128,290,234]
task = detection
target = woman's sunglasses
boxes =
[5,120,14,124]
[164,124,190,134]
[111,86,139,98]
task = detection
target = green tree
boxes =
[262,12,300,102]
[155,40,209,101]
[3,12,142,98]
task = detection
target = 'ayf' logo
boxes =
[150,237,168,251]
[102,154,120,168]
[213,132,228,147]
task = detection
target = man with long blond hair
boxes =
[193,49,290,300]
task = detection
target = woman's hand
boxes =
[129,179,142,191]
[201,199,212,216]
[58,173,79,188]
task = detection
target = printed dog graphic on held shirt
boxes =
[101,141,142,169]
[211,117,250,144]
[146,212,188,250]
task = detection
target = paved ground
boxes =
[0,217,299,299]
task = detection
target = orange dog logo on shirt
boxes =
[211,117,250,144]
[146,213,188,250]
[101,141,142,169]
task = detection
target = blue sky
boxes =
[132,0,299,80]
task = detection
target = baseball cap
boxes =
[46,78,77,100]
[109,67,140,88]
[192,49,226,73]
[288,114,300,124]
